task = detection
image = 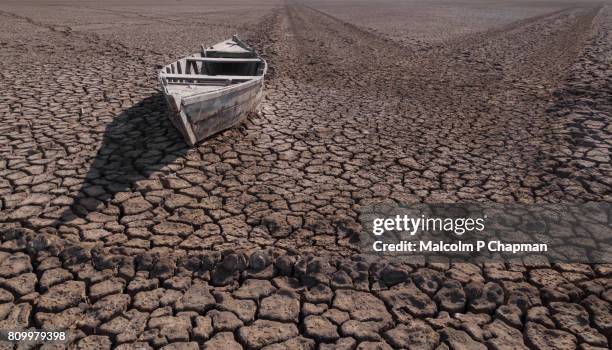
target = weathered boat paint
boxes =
[159,36,267,145]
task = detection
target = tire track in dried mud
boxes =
[541,4,612,201]
[251,1,607,203]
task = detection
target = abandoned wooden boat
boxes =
[159,35,267,145]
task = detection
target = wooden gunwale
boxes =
[180,77,262,106]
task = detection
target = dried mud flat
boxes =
[0,0,611,349]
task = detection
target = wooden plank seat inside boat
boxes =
[164,84,228,97]
[185,57,261,63]
[164,56,263,78]
[161,74,258,86]
[162,73,257,101]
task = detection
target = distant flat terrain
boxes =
[305,0,583,44]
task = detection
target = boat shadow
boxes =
[52,93,189,228]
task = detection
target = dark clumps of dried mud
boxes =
[0,0,611,349]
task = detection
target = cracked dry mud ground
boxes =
[0,0,611,349]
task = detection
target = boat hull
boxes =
[163,78,263,146]
[184,79,263,144]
